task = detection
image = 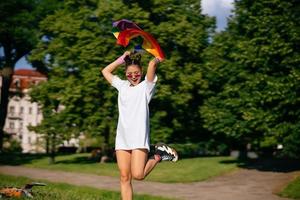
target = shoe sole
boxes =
[156,143,179,162]
[170,147,178,162]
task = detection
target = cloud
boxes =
[221,0,234,9]
[201,0,234,31]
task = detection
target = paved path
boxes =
[0,165,298,200]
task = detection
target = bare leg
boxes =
[131,149,160,180]
[116,150,132,200]
[143,157,160,177]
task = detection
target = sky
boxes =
[201,0,234,31]
[15,0,234,69]
[15,56,32,69]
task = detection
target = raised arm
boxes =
[146,58,161,82]
[101,51,130,84]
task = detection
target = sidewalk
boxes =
[0,165,298,200]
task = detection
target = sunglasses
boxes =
[126,73,141,79]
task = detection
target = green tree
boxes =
[140,0,214,143]
[30,0,128,152]
[29,69,78,163]
[201,0,300,157]
[0,0,60,151]
[30,0,214,153]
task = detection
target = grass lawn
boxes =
[279,176,300,199]
[0,153,239,183]
[0,174,173,200]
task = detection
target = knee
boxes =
[120,173,131,184]
[132,172,145,181]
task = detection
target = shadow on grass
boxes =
[0,153,48,166]
[220,158,300,173]
[0,153,108,166]
[55,155,98,164]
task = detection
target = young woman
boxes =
[101,51,178,200]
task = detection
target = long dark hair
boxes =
[124,52,142,69]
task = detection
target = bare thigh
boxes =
[131,149,148,179]
[116,150,132,179]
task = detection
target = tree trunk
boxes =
[46,135,49,154]
[0,66,14,152]
[103,125,110,147]
[103,125,110,153]
[48,132,56,164]
[100,125,112,163]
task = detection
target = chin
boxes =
[129,80,141,86]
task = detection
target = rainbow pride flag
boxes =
[112,19,165,60]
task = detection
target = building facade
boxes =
[1,69,47,153]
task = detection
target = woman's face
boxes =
[125,65,142,86]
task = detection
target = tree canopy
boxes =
[201,0,300,157]
[29,0,214,150]
[0,0,60,151]
[23,0,300,158]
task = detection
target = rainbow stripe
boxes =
[112,19,165,60]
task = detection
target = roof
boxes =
[9,69,47,91]
[14,69,47,78]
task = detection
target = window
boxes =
[9,122,15,129]
[9,106,15,114]
[28,137,31,144]
[29,107,32,114]
[20,107,24,114]
[14,79,20,87]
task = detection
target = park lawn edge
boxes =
[278,175,300,199]
[0,153,240,183]
[0,173,175,200]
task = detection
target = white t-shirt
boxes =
[112,75,157,151]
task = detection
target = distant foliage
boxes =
[28,0,300,158]
[29,0,214,148]
[3,138,22,153]
[201,0,300,158]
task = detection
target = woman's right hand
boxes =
[116,51,131,65]
[123,51,131,57]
